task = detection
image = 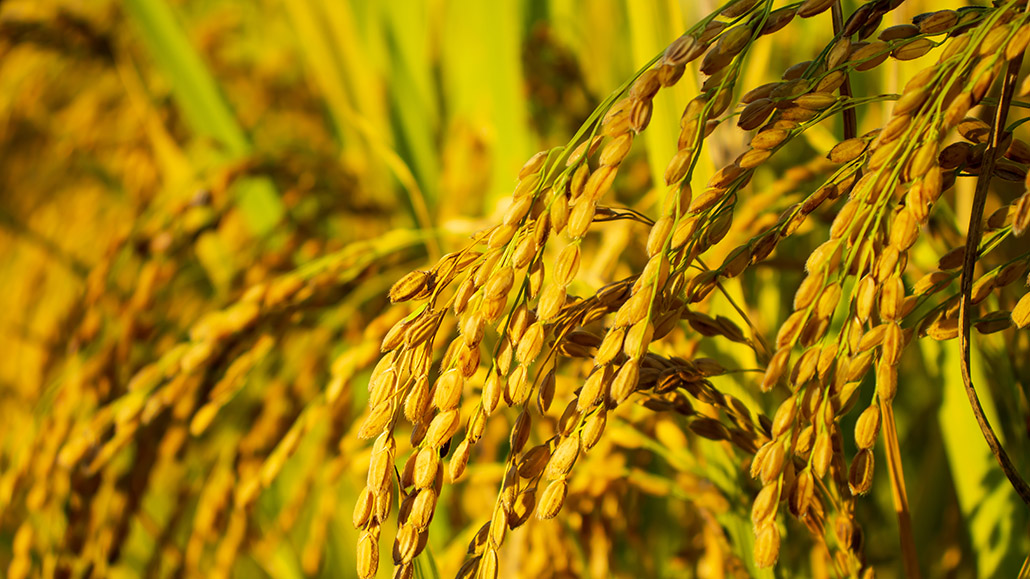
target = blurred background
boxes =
[0,0,1027,578]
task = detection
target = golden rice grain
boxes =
[395,523,419,564]
[630,99,654,133]
[425,410,460,448]
[829,139,867,164]
[359,400,395,439]
[688,187,728,214]
[629,69,661,101]
[772,396,798,438]
[926,314,959,341]
[518,444,551,479]
[516,322,545,365]
[507,488,536,529]
[624,320,654,358]
[663,34,698,67]
[790,469,814,517]
[690,416,730,441]
[544,435,581,480]
[879,277,905,322]
[645,217,674,258]
[1005,23,1030,62]
[537,284,567,322]
[760,441,786,485]
[353,486,374,529]
[481,372,503,416]
[444,438,469,481]
[774,311,804,351]
[582,408,608,450]
[1012,293,1030,328]
[791,347,819,387]
[749,441,772,479]
[738,147,773,170]
[762,347,791,392]
[782,60,813,81]
[722,0,760,19]
[567,198,597,239]
[970,272,997,305]
[944,93,973,129]
[708,164,745,189]
[1012,192,1030,237]
[892,38,934,61]
[794,271,826,311]
[872,247,900,282]
[611,361,641,405]
[796,92,837,111]
[879,24,919,42]
[357,532,379,579]
[742,82,779,104]
[699,20,728,45]
[668,149,697,190]
[433,369,464,411]
[597,327,626,366]
[938,246,965,270]
[577,365,611,411]
[739,98,776,131]
[479,548,499,579]
[875,359,898,403]
[812,430,833,479]
[797,0,835,19]
[584,166,618,203]
[850,42,890,71]
[412,447,439,490]
[918,10,958,35]
[754,523,781,568]
[848,449,875,495]
[506,364,532,406]
[980,24,1012,58]
[751,128,790,150]
[881,322,905,365]
[854,405,881,450]
[761,7,797,35]
[537,369,556,413]
[506,414,530,459]
[519,151,548,179]
[615,289,652,328]
[537,479,569,519]
[751,483,779,528]
[816,70,847,93]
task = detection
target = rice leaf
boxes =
[927,340,1028,577]
[123,0,284,236]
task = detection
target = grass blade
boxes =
[123,0,283,235]
[926,340,1028,576]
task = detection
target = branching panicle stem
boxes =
[831,1,857,141]
[957,24,1030,507]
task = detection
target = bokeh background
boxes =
[1,0,1027,577]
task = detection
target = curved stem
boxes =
[957,41,1030,506]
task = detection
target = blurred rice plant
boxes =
[0,0,1027,578]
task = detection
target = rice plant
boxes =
[1,0,1028,578]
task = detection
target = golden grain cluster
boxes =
[365,1,1030,577]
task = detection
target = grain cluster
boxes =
[364,0,1030,576]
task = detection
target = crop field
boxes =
[0,1,1029,578]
